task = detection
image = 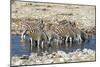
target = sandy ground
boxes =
[11,1,96,34]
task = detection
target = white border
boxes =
[0,0,99,67]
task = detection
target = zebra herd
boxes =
[20,19,87,51]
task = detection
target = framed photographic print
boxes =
[10,0,96,66]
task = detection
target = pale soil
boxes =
[11,1,96,35]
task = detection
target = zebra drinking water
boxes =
[20,19,88,52]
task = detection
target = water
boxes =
[11,34,96,56]
[11,35,31,56]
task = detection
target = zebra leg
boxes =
[78,35,82,42]
[65,35,69,47]
[20,34,26,43]
[37,39,40,49]
[69,37,72,43]
[30,37,33,51]
[48,37,51,47]
[69,37,72,47]
[53,38,59,47]
[41,41,44,49]
[33,40,35,47]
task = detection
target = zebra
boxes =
[49,24,72,45]
[20,19,88,51]
[21,19,48,51]
[44,23,62,47]
[45,30,60,47]
[49,23,87,45]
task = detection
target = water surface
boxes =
[11,35,96,56]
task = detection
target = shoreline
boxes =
[11,48,96,66]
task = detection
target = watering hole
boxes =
[11,34,96,56]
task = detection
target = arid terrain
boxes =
[11,1,96,35]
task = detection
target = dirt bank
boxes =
[11,1,96,35]
[11,48,95,66]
